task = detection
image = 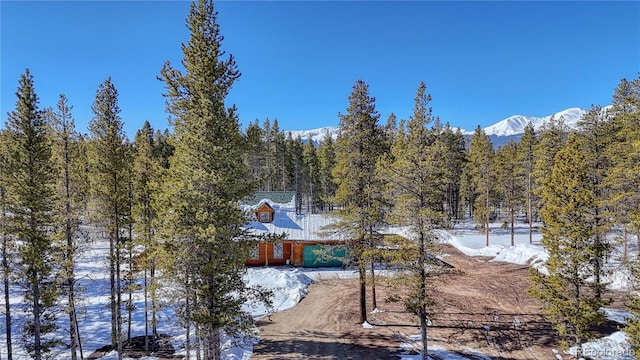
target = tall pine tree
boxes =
[159,1,270,357]
[48,94,87,360]
[382,82,448,359]
[529,133,609,357]
[332,79,387,323]
[88,77,128,358]
[6,69,59,360]
[467,126,494,246]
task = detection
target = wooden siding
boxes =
[247,240,347,267]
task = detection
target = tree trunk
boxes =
[110,230,117,348]
[359,260,367,324]
[528,174,533,244]
[116,229,123,360]
[33,280,42,360]
[144,268,149,354]
[370,260,377,311]
[2,237,13,360]
[510,208,515,247]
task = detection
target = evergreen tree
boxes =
[439,124,466,220]
[332,79,387,323]
[48,94,87,360]
[382,81,448,359]
[576,105,615,301]
[607,75,640,255]
[88,77,128,358]
[529,133,610,357]
[132,121,162,352]
[245,120,265,188]
[516,122,538,243]
[467,126,494,245]
[302,137,321,213]
[532,116,568,216]
[495,140,523,246]
[159,0,270,357]
[0,128,13,360]
[5,69,59,360]
[317,130,337,211]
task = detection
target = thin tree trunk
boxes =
[127,223,133,342]
[370,260,377,311]
[2,237,12,360]
[195,322,201,360]
[116,227,123,360]
[151,258,158,338]
[33,279,42,360]
[144,267,149,354]
[510,208,515,247]
[359,258,367,324]
[110,229,117,348]
[528,174,533,244]
[485,186,490,247]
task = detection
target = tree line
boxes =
[2,0,640,358]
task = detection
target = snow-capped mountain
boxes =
[284,126,339,143]
[284,106,611,145]
[478,107,592,137]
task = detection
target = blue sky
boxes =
[2,1,639,137]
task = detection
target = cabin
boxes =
[242,192,352,268]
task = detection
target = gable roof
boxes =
[242,191,296,206]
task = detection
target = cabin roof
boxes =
[242,191,296,206]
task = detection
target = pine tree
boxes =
[439,124,466,220]
[88,77,128,358]
[529,133,609,357]
[317,130,337,211]
[159,1,270,357]
[302,137,321,213]
[245,120,265,188]
[467,126,494,245]
[5,69,59,360]
[532,116,568,216]
[332,79,387,323]
[382,81,448,359]
[576,105,615,301]
[516,122,538,243]
[132,121,162,352]
[607,75,640,256]
[0,128,13,360]
[495,140,523,246]
[47,94,87,360]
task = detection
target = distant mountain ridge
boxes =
[284,107,609,145]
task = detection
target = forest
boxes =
[2,0,640,359]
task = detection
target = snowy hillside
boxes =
[284,106,614,141]
[284,126,338,144]
[480,107,587,136]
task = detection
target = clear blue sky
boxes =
[2,1,639,137]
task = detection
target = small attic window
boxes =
[255,202,274,223]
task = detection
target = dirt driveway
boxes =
[251,244,626,360]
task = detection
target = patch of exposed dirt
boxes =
[251,244,628,360]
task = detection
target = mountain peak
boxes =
[480,107,588,136]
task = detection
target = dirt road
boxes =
[251,244,625,360]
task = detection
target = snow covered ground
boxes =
[1,220,637,359]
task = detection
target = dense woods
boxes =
[1,0,640,358]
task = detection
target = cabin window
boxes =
[249,244,259,260]
[273,242,283,259]
[259,211,271,223]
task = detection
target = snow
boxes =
[284,126,338,145]
[567,332,634,360]
[3,208,638,360]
